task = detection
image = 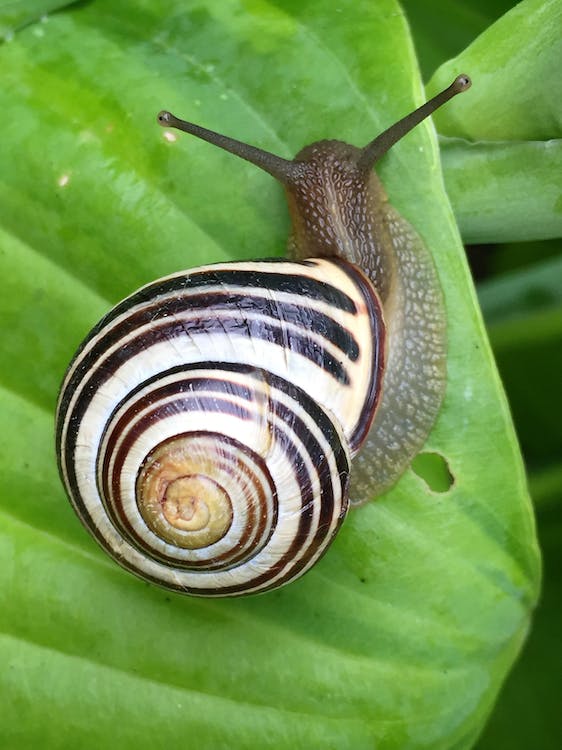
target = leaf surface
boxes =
[0,2,540,748]
[427,0,562,243]
[0,0,77,37]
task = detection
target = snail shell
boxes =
[57,259,384,595]
[56,75,471,596]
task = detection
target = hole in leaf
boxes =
[411,452,454,493]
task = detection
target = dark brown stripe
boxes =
[143,363,349,594]
[334,259,386,453]
[60,361,350,596]
[220,393,348,594]
[57,305,351,461]
[70,265,359,360]
[93,291,359,361]
[100,392,264,568]
[109,431,276,570]
[55,262,361,446]
[99,377,315,574]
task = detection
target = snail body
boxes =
[56,75,471,596]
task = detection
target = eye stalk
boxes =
[157,74,472,178]
[157,110,299,183]
[357,74,471,171]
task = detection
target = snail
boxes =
[56,74,471,597]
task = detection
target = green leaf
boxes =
[400,0,514,81]
[477,254,562,473]
[478,237,561,276]
[478,253,562,326]
[0,0,77,38]
[440,137,562,243]
[476,502,562,750]
[0,2,540,748]
[529,464,562,511]
[427,0,562,243]
[474,245,562,748]
[427,0,562,140]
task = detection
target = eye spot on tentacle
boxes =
[411,452,454,493]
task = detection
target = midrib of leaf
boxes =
[442,135,562,148]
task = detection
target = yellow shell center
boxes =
[162,476,213,531]
[136,437,233,549]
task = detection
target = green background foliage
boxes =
[0,0,558,748]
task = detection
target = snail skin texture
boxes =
[56,75,471,597]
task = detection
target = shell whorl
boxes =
[56,259,384,596]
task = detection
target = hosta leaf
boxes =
[476,502,562,749]
[427,0,562,140]
[0,0,77,37]
[400,0,514,80]
[427,0,562,243]
[478,254,562,472]
[440,137,562,243]
[0,1,540,748]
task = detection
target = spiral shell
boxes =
[56,258,384,596]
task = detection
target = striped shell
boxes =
[56,258,384,596]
